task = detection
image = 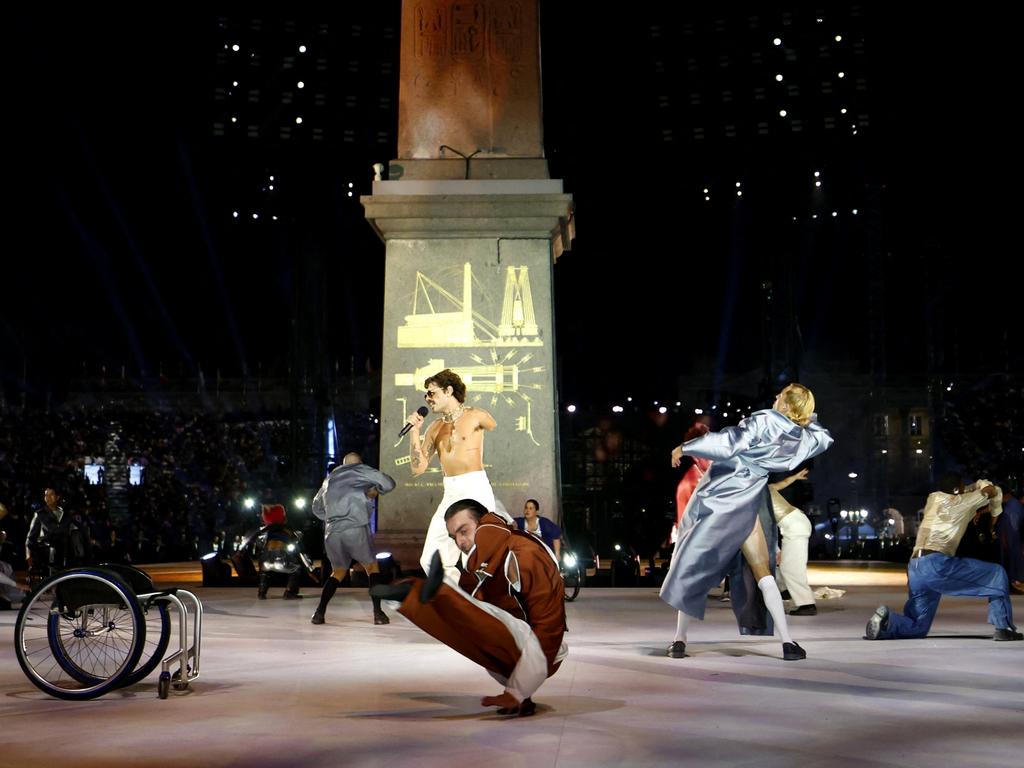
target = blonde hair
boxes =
[777,384,815,426]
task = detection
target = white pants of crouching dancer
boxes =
[776,509,815,608]
[420,470,507,579]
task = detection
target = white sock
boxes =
[758,574,793,644]
[674,611,690,643]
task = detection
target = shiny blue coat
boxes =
[660,409,834,627]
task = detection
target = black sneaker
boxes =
[865,605,890,640]
[993,628,1023,641]
[782,641,806,660]
[789,604,818,616]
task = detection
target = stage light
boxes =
[567,404,577,413]
[244,497,256,510]
[293,497,306,510]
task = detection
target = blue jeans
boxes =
[879,552,1015,639]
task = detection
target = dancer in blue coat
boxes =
[661,384,833,660]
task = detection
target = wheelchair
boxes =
[14,563,203,700]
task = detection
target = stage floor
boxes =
[2,582,1021,768]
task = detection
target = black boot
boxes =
[369,580,412,603]
[420,551,444,604]
[368,572,390,624]
[312,576,339,624]
[257,573,269,600]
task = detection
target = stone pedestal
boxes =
[363,180,572,569]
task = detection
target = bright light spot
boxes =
[711,405,717,410]
[232,80,238,87]
[269,185,274,190]
[812,214,818,219]
[231,117,237,123]
[694,408,704,415]
[347,191,353,198]
[612,405,624,413]
[832,211,838,217]
[737,190,743,197]
[705,196,711,201]
[272,216,278,221]
[735,182,742,188]
[814,171,821,177]
[295,116,303,124]
[841,108,848,114]
[848,472,858,479]
[269,175,275,181]
[852,209,859,215]
[779,109,788,117]
[244,497,255,510]
[294,498,306,510]
[348,182,354,188]
[627,396,633,402]
[567,404,577,413]
[232,211,239,218]
[297,81,305,89]
[838,72,846,79]
[703,188,709,193]
[614,544,622,551]
[232,44,240,52]
[252,213,259,220]
[286,544,296,552]
[881,449,888,454]
[835,35,842,42]
[916,449,924,454]
[659,406,668,414]
[563,553,577,568]
[773,37,782,46]
[676,401,682,407]
[376,552,392,560]
[298,45,307,53]
[201,552,217,561]
[815,181,822,187]
[775,74,783,82]
[723,412,729,417]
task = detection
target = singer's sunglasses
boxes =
[424,388,443,400]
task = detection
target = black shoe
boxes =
[310,610,325,625]
[420,551,444,604]
[782,641,806,660]
[667,641,686,658]
[257,591,267,600]
[780,590,791,601]
[373,610,390,625]
[369,580,412,603]
[789,604,817,616]
[497,697,536,717]
[865,605,890,640]
[993,628,1023,641]
[283,590,303,600]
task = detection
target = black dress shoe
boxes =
[420,551,444,604]
[369,580,412,603]
[310,610,325,625]
[667,641,686,658]
[373,610,390,625]
[789,604,817,616]
[782,642,806,660]
[283,590,303,600]
[993,628,1023,641]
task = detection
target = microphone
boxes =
[398,406,430,438]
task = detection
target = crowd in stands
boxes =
[0,405,376,569]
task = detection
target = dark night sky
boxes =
[5,6,1018,406]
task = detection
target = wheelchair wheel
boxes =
[16,569,145,700]
[562,563,582,602]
